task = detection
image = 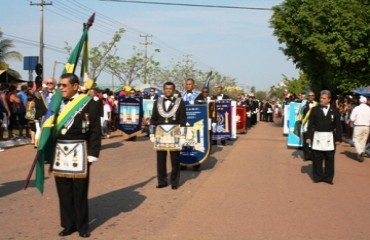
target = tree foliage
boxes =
[255,91,267,101]
[0,29,22,79]
[270,0,370,94]
[284,72,310,96]
[106,46,161,86]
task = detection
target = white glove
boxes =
[88,156,98,163]
[149,134,155,143]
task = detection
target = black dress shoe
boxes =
[58,228,77,236]
[171,185,178,190]
[156,184,168,189]
[79,232,91,238]
[323,180,334,185]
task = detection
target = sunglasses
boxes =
[202,91,209,93]
[46,82,54,85]
[308,94,315,97]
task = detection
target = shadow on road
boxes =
[291,150,304,160]
[340,150,358,162]
[89,176,155,231]
[101,141,124,150]
[179,156,218,186]
[0,177,50,197]
[301,164,314,181]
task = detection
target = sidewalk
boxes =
[0,137,31,150]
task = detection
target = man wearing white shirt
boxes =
[350,95,370,162]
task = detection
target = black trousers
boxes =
[55,172,90,233]
[311,150,335,182]
[157,150,180,187]
[302,132,312,160]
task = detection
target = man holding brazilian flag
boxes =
[25,13,102,238]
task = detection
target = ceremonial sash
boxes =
[56,94,91,134]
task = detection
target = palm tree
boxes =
[0,29,22,79]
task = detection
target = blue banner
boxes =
[118,96,143,136]
[180,104,210,166]
[287,102,303,147]
[212,100,232,141]
[142,99,155,126]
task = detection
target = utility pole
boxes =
[30,0,52,78]
[140,34,152,84]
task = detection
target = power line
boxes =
[99,0,272,11]
[3,33,68,55]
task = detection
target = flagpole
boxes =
[24,152,40,190]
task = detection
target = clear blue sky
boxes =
[1,0,298,90]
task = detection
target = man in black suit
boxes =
[147,87,159,100]
[306,90,342,185]
[150,82,187,190]
[53,73,101,238]
[212,86,230,145]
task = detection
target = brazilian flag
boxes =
[33,15,95,193]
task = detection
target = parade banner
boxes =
[212,100,232,141]
[287,102,303,147]
[283,104,289,135]
[118,96,143,138]
[180,104,210,166]
[142,99,155,126]
[231,100,237,139]
[236,106,247,134]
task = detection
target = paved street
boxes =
[1,121,370,240]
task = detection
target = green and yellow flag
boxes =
[25,13,95,194]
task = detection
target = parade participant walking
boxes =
[195,87,211,102]
[42,77,56,106]
[212,86,230,145]
[350,96,370,162]
[150,82,187,189]
[147,87,159,100]
[182,78,199,104]
[182,79,205,171]
[306,90,342,185]
[299,91,318,160]
[52,73,101,238]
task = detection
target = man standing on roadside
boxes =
[306,90,342,185]
[350,96,370,162]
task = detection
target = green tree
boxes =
[255,91,267,101]
[64,28,126,81]
[284,72,310,96]
[0,30,22,79]
[270,0,370,94]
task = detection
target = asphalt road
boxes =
[1,121,370,240]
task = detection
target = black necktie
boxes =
[322,106,328,109]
